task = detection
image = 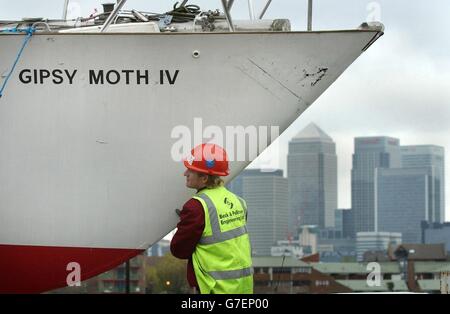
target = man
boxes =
[170,143,253,294]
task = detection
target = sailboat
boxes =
[0,0,383,293]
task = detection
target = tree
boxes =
[387,282,395,292]
[146,254,190,294]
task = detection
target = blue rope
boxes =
[0,26,36,98]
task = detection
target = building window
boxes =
[293,280,311,287]
[255,281,271,287]
[315,280,330,286]
[256,267,270,274]
[273,267,291,274]
[292,267,312,274]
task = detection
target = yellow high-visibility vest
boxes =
[191,186,253,294]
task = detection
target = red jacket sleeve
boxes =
[170,198,205,259]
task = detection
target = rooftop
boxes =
[252,256,310,268]
[292,123,333,143]
[388,243,447,261]
[417,280,441,291]
[413,261,450,273]
[336,280,408,292]
[311,262,400,274]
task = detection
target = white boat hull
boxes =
[0,29,382,292]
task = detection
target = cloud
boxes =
[303,27,450,132]
[251,26,450,220]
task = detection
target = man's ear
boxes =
[200,174,208,184]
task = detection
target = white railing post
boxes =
[62,0,69,20]
[248,0,256,20]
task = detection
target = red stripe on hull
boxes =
[0,244,143,293]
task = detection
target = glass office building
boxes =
[401,145,445,223]
[376,167,435,243]
[287,123,337,234]
[351,137,401,234]
[228,169,289,256]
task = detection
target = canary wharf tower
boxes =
[288,123,337,235]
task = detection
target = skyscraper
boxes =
[352,137,401,233]
[287,123,337,234]
[228,169,289,256]
[342,209,355,239]
[376,167,436,243]
[401,145,445,223]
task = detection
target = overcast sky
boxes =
[1,1,449,221]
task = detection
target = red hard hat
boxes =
[183,143,229,176]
